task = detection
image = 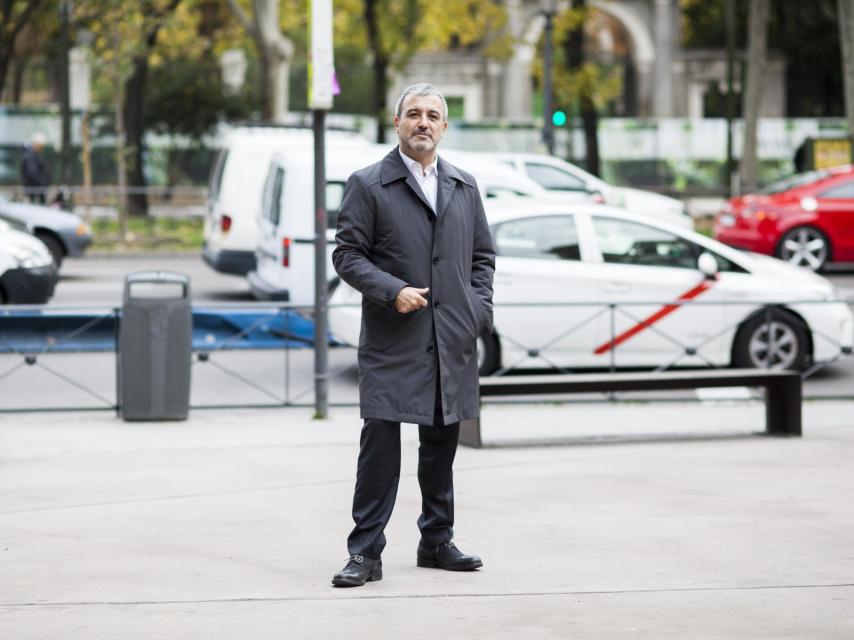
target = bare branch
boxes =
[9,0,44,42]
[225,0,256,37]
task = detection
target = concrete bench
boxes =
[460,369,802,447]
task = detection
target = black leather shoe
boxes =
[417,540,482,571]
[332,554,382,587]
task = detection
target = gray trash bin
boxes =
[119,271,192,421]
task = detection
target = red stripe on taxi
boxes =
[593,279,716,355]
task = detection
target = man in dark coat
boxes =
[331,83,495,587]
[21,132,50,204]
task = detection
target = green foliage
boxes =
[145,56,257,139]
[334,0,511,69]
[531,7,623,114]
[680,0,844,117]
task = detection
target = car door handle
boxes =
[602,282,630,294]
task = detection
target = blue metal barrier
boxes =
[0,308,318,353]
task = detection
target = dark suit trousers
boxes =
[347,385,459,559]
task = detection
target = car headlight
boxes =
[76,221,92,236]
[9,243,51,269]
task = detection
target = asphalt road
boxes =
[1,253,851,413]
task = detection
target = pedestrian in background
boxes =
[331,83,496,588]
[20,132,51,204]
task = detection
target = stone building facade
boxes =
[389,0,785,121]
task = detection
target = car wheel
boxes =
[776,226,830,272]
[36,232,64,269]
[733,309,811,371]
[477,332,501,376]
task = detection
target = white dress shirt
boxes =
[399,148,439,213]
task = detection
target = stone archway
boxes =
[502,0,659,119]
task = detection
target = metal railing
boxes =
[0,297,851,413]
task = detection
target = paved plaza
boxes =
[1,400,853,639]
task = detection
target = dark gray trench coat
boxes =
[332,148,496,425]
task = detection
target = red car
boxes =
[714,165,854,271]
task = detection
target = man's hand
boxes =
[395,286,430,313]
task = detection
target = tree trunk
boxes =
[11,58,25,103]
[258,48,272,120]
[580,96,600,177]
[0,46,10,99]
[115,77,129,242]
[253,0,292,122]
[264,46,289,122]
[739,0,770,194]
[120,0,183,217]
[565,0,600,175]
[372,57,388,144]
[0,0,42,99]
[123,55,149,217]
[364,0,388,144]
[838,0,854,135]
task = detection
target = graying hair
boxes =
[394,83,449,122]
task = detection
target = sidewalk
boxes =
[1,400,853,639]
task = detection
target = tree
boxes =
[76,0,184,229]
[225,0,294,122]
[543,2,621,176]
[0,0,44,99]
[122,0,183,216]
[739,0,770,193]
[838,0,854,134]
[335,0,510,142]
[681,0,845,118]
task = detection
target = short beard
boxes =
[405,136,434,154]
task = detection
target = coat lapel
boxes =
[380,148,433,214]
[437,157,468,218]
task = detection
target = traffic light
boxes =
[551,109,567,127]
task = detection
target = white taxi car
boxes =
[328,198,853,374]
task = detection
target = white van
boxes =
[248,146,385,305]
[248,145,579,305]
[203,125,372,276]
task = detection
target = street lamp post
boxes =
[541,0,557,155]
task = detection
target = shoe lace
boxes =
[347,554,364,564]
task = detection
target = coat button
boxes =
[432,256,439,264]
[434,301,441,308]
[426,345,434,353]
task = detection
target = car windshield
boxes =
[759,169,833,194]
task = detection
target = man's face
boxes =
[394,93,448,159]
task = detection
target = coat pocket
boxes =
[465,286,487,337]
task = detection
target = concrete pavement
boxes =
[1,400,853,639]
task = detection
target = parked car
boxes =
[486,152,693,228]
[714,165,854,271]
[0,217,57,304]
[329,199,853,374]
[249,145,581,305]
[203,125,374,277]
[0,195,92,268]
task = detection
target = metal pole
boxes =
[59,0,73,191]
[313,109,329,418]
[725,0,736,197]
[542,9,555,155]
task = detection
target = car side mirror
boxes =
[698,252,719,279]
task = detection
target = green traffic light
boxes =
[552,110,567,127]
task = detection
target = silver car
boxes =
[0,195,92,268]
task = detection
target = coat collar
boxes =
[380,147,475,216]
